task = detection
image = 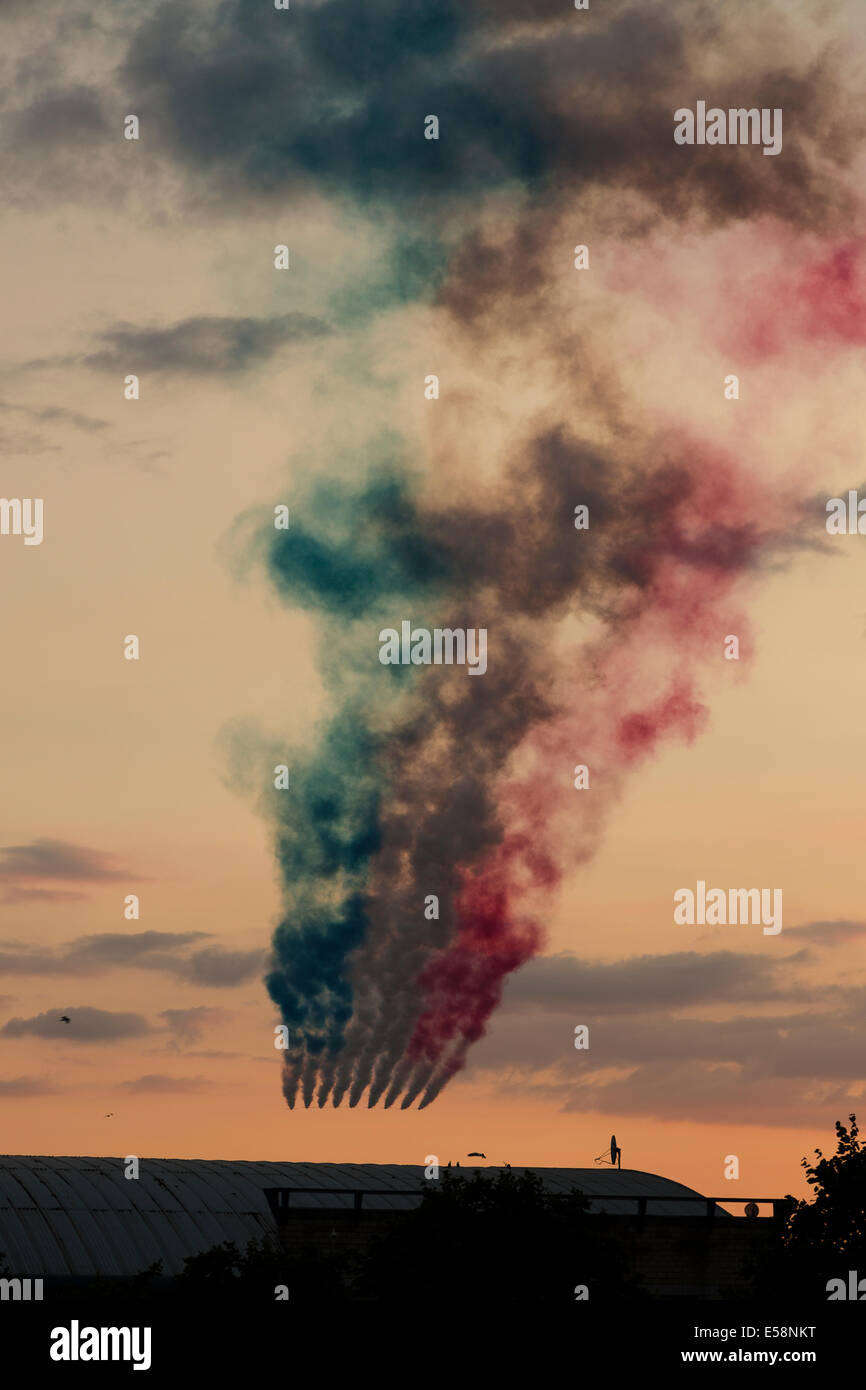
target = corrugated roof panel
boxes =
[66,1213,128,1279]
[149,1169,212,1213]
[9,1161,78,1211]
[184,1163,258,1211]
[0,1205,54,1274]
[109,1209,165,1272]
[154,1209,220,1264]
[48,1159,118,1213]
[119,1171,169,1216]
[0,1164,47,1209]
[68,1162,137,1212]
[33,1207,101,1278]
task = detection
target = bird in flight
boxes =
[467,1152,486,1158]
[104,1113,114,1118]
[59,1016,70,1024]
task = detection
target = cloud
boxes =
[0,838,131,882]
[120,1073,209,1094]
[555,1059,858,1128]
[184,1050,243,1060]
[0,1076,60,1097]
[0,947,68,975]
[176,946,265,986]
[1,1007,151,1041]
[467,970,866,1127]
[0,65,116,207]
[454,944,866,1127]
[9,85,107,148]
[0,398,108,433]
[783,920,866,946]
[0,932,263,987]
[475,1000,864,1077]
[0,886,89,905]
[76,313,331,376]
[66,931,209,966]
[501,949,806,1014]
[0,427,60,456]
[158,1006,233,1046]
[0,931,206,976]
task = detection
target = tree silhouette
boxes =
[176,1234,347,1304]
[355,1165,643,1304]
[748,1113,866,1300]
[783,1113,866,1272]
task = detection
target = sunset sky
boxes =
[2,0,866,1206]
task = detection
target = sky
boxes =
[1,0,865,1205]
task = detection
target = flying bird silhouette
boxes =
[467,1152,486,1158]
[59,1016,70,1024]
[104,1113,114,1118]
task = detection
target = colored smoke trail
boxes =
[164,0,866,1111]
[247,430,814,1108]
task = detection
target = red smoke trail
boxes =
[730,236,866,359]
[405,442,795,1099]
[798,241,866,344]
[406,864,548,1068]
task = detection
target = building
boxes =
[0,1155,779,1297]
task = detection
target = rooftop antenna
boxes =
[594,1134,622,1169]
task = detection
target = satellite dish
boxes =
[594,1134,623,1168]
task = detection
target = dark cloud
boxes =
[467,972,866,1127]
[0,68,117,207]
[67,931,208,965]
[0,931,262,986]
[8,84,107,147]
[79,313,331,376]
[556,1059,856,1128]
[783,920,866,946]
[177,946,264,987]
[1,1007,151,1041]
[475,1004,863,1078]
[0,1076,60,1097]
[454,940,864,1128]
[0,838,131,882]
[0,946,67,974]
[158,1006,233,1046]
[0,931,203,976]
[118,0,859,232]
[501,949,807,1014]
[120,1073,209,1094]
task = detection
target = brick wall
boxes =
[604,1215,774,1298]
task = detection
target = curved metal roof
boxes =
[0,1156,711,1278]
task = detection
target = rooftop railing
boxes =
[264,1187,794,1224]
